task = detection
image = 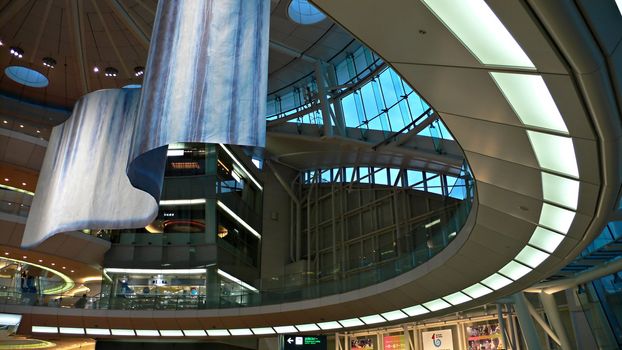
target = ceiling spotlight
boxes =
[42,57,56,68]
[134,66,144,77]
[93,66,99,73]
[104,67,118,77]
[3,178,8,182]
[2,120,7,124]
[38,259,43,262]
[9,46,23,58]
[19,124,24,128]
[21,182,26,186]
[51,263,55,266]
[0,39,3,46]
[22,256,27,259]
[36,130,40,133]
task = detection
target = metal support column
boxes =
[315,61,333,137]
[498,304,510,350]
[513,293,542,350]
[506,304,519,350]
[539,292,572,350]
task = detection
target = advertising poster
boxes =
[466,322,504,350]
[422,329,454,350]
[383,335,407,350]
[351,338,374,350]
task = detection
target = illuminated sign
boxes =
[383,335,406,350]
[351,338,373,350]
[282,335,327,350]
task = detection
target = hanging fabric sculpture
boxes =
[22,0,270,247]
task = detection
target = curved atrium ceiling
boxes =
[0,0,620,340]
[0,0,357,108]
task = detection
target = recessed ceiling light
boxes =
[51,263,55,266]
[9,46,24,58]
[70,270,74,273]
[22,256,27,259]
[93,67,99,73]
[104,67,118,77]
[21,182,26,186]
[3,178,8,182]
[2,120,7,124]
[134,66,144,76]
[42,57,56,69]
[36,130,40,133]
[62,266,66,269]
[19,124,23,128]
[38,259,43,262]
[3,252,8,255]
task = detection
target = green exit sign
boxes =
[282,335,327,350]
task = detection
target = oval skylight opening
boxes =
[4,66,49,88]
[288,0,326,25]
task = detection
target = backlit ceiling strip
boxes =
[29,0,581,336]
[22,0,270,248]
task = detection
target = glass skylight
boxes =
[515,246,549,268]
[423,298,451,311]
[288,0,326,25]
[527,131,579,177]
[490,73,567,132]
[402,305,429,316]
[499,260,532,280]
[481,273,513,290]
[529,226,565,253]
[443,291,472,305]
[422,0,534,68]
[539,203,576,234]
[5,66,49,87]
[541,172,579,210]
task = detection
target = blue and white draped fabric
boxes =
[22,89,163,248]
[21,0,269,248]
[129,0,270,181]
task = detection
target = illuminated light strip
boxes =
[0,183,34,196]
[422,298,451,311]
[616,0,622,16]
[541,172,579,210]
[480,273,513,290]
[515,245,549,268]
[359,315,386,325]
[273,326,297,333]
[183,330,206,336]
[59,327,84,335]
[217,200,261,238]
[424,218,441,228]
[111,329,135,336]
[217,269,259,292]
[528,226,565,253]
[539,203,576,234]
[317,321,341,330]
[219,144,263,190]
[206,329,230,336]
[86,328,110,336]
[0,313,21,326]
[380,310,407,321]
[166,149,185,157]
[527,131,579,178]
[1,256,73,294]
[402,305,429,316]
[32,326,57,333]
[490,72,567,133]
[135,330,159,336]
[228,328,253,335]
[498,260,532,281]
[421,0,534,68]
[338,318,364,328]
[295,324,320,332]
[442,291,472,306]
[461,283,493,298]
[251,327,275,335]
[159,198,206,206]
[105,268,206,275]
[160,330,184,336]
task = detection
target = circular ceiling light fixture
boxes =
[104,67,118,77]
[42,57,56,68]
[134,66,144,77]
[4,66,49,88]
[9,46,23,58]
[288,0,326,25]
